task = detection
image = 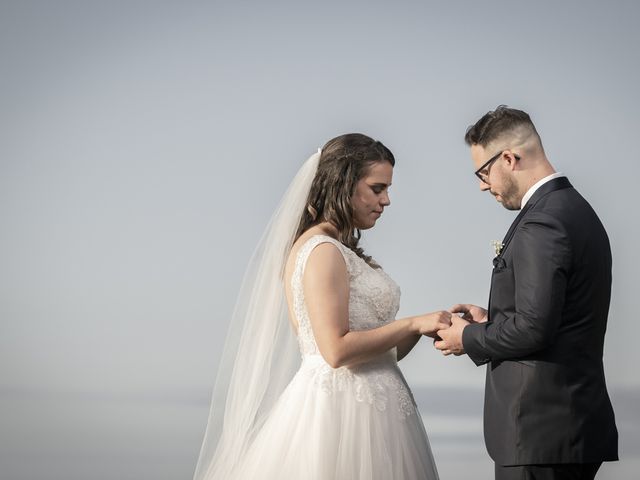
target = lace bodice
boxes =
[289,235,416,419]
[291,235,401,356]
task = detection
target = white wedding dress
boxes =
[226,235,439,480]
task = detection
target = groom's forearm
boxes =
[463,215,570,364]
[463,309,562,363]
[462,323,491,365]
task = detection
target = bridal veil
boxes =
[192,151,321,480]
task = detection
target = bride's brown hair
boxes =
[294,133,395,267]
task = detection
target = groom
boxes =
[435,106,618,479]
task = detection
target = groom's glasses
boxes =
[474,151,520,184]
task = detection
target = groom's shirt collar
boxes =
[520,172,566,209]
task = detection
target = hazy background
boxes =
[1,1,638,479]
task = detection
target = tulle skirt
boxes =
[229,352,439,480]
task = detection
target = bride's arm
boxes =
[396,335,421,361]
[304,243,449,368]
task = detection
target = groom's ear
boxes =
[503,150,519,170]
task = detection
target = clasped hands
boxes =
[413,304,487,356]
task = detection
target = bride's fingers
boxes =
[449,304,468,314]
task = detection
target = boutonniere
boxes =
[490,240,504,257]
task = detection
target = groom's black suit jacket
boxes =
[462,177,618,466]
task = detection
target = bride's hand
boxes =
[449,304,488,323]
[412,311,452,338]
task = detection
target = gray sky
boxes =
[1,1,638,478]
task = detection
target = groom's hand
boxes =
[434,316,470,356]
[449,304,487,324]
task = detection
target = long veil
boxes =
[193,151,321,480]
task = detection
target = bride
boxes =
[193,133,449,479]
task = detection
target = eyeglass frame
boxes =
[474,150,521,183]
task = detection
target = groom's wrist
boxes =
[462,323,490,365]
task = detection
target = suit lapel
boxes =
[500,204,531,253]
[499,177,572,256]
[488,177,572,321]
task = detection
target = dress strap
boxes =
[295,235,350,278]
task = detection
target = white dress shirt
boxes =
[521,172,566,209]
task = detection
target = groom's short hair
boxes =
[465,105,540,148]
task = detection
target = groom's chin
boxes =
[503,202,521,211]
[495,196,520,211]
